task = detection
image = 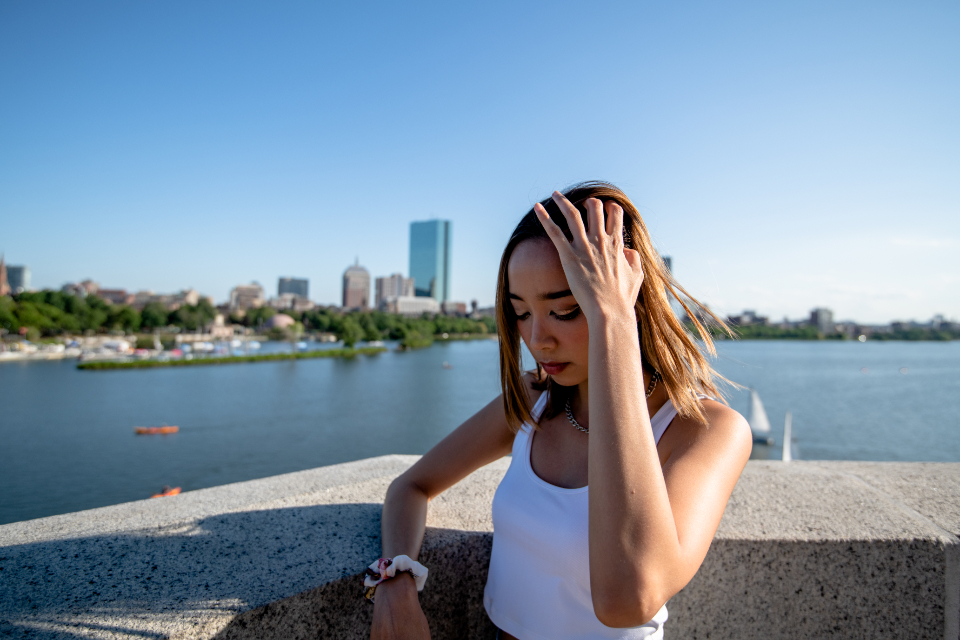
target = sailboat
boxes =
[748,389,775,445]
[782,412,793,462]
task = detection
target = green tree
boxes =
[244,307,277,330]
[338,317,364,348]
[0,296,18,332]
[359,314,381,342]
[106,306,141,333]
[141,302,171,330]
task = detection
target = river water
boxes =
[1,339,957,525]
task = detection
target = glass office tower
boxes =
[278,277,309,299]
[409,220,451,302]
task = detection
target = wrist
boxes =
[374,571,418,602]
[584,300,638,329]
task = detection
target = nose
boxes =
[528,314,555,352]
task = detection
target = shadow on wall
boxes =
[212,527,495,640]
[2,496,953,638]
[0,503,495,640]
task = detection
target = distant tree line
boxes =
[0,290,496,347]
[229,306,495,348]
[693,321,960,341]
[0,291,218,339]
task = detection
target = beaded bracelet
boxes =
[363,555,429,603]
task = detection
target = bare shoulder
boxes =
[660,398,752,465]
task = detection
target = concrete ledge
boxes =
[1,458,958,639]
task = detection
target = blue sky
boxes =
[1,1,957,323]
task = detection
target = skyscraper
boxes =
[409,220,451,302]
[342,260,370,310]
[810,308,835,334]
[375,274,415,309]
[278,277,309,299]
[8,265,32,294]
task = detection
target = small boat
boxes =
[135,426,179,435]
[151,486,181,498]
[442,361,453,369]
[748,389,775,445]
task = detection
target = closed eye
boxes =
[553,307,581,322]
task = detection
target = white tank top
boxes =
[484,391,678,639]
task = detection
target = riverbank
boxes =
[400,331,497,350]
[76,346,387,370]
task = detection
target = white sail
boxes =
[782,412,793,462]
[749,389,772,435]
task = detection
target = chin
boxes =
[548,370,584,388]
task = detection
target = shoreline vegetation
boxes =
[77,346,388,370]
[717,324,960,341]
[0,290,496,347]
[2,290,957,346]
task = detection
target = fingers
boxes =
[624,248,645,284]
[584,198,604,243]
[533,202,573,254]
[550,191,589,245]
[604,200,624,244]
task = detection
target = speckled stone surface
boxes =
[1,458,957,639]
[672,462,960,639]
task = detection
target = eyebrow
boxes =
[508,289,573,301]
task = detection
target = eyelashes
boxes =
[553,307,581,322]
[513,307,581,322]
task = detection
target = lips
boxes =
[539,361,568,376]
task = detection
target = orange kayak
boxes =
[135,426,179,435]
[151,486,181,498]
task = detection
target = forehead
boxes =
[507,239,568,296]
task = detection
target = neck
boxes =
[575,379,590,418]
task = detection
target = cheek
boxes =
[558,319,590,355]
[517,320,536,351]
[571,323,590,356]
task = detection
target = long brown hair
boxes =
[496,181,733,432]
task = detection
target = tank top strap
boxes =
[531,390,549,422]
[649,400,678,444]
[650,393,713,444]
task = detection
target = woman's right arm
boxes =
[370,387,530,639]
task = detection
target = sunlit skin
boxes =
[370,193,752,640]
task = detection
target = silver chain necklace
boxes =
[564,372,661,434]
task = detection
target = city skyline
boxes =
[6,250,960,327]
[1,3,957,324]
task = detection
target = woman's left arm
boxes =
[535,194,752,628]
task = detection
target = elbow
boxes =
[386,473,428,503]
[592,581,668,628]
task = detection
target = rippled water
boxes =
[1,339,957,525]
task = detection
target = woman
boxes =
[369,182,752,639]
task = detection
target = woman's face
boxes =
[507,238,590,387]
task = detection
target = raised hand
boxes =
[533,192,644,325]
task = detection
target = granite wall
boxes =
[1,456,957,639]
